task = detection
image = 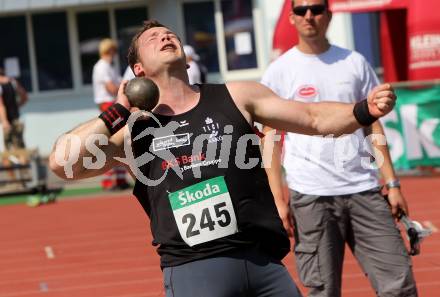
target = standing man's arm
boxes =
[364,121,409,218]
[262,126,293,235]
[105,80,119,96]
[355,55,407,217]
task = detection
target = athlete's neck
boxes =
[152,72,200,116]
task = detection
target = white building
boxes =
[0,0,355,155]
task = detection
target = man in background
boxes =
[92,38,130,190]
[183,45,207,84]
[0,67,28,150]
[261,1,418,296]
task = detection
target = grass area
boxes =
[0,187,104,206]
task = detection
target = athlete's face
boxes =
[133,27,185,77]
[289,0,331,41]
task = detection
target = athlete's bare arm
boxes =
[48,118,126,180]
[227,81,396,136]
[49,82,132,180]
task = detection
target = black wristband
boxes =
[353,99,377,126]
[99,103,131,135]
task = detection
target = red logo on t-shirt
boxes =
[297,85,317,99]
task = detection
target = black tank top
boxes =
[132,84,289,268]
[0,81,19,122]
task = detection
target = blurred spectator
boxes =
[183,45,207,84]
[92,38,129,191]
[0,67,28,150]
[123,65,135,81]
[92,38,121,111]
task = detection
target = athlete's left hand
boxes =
[367,84,397,118]
[388,187,409,219]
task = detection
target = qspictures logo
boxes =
[53,111,387,186]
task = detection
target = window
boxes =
[221,0,257,70]
[77,11,110,84]
[33,12,73,90]
[183,2,219,72]
[115,7,148,75]
[0,16,32,91]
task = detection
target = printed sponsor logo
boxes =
[162,152,205,170]
[177,183,221,207]
[296,85,317,99]
[181,158,222,172]
[202,117,223,143]
[153,133,191,151]
[169,176,228,209]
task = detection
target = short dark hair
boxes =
[291,0,329,9]
[127,20,167,73]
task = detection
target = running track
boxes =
[0,176,439,297]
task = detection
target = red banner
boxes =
[380,10,408,82]
[330,0,407,12]
[272,0,298,59]
[272,0,440,81]
[407,0,440,80]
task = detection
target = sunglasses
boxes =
[293,4,327,16]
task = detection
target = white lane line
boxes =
[423,221,439,233]
[0,234,149,256]
[0,266,156,285]
[0,279,161,297]
[0,255,157,275]
[39,282,48,292]
[44,246,55,259]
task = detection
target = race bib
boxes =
[168,176,238,246]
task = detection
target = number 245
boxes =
[182,202,231,238]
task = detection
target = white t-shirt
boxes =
[92,59,121,104]
[187,60,201,85]
[261,45,380,195]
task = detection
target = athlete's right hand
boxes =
[116,80,131,110]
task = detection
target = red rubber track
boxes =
[0,176,439,297]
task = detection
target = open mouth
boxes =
[161,44,177,51]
